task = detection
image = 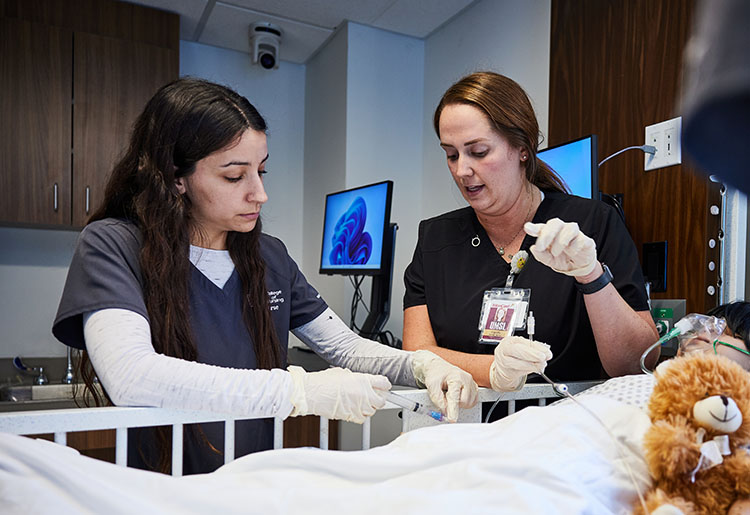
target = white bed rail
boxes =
[0,382,601,476]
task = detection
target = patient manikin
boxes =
[640,313,728,375]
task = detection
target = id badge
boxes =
[477,288,531,344]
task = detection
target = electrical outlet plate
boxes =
[644,116,682,171]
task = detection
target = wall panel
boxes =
[550,0,721,313]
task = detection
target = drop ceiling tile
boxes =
[373,0,476,38]
[221,0,395,29]
[199,2,333,63]
[121,0,479,63]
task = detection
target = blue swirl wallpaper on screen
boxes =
[321,183,388,270]
[538,137,593,198]
[328,197,373,265]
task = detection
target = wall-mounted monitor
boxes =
[538,135,598,199]
[319,180,393,276]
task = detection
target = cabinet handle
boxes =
[53,183,59,212]
[85,186,90,214]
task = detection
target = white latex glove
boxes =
[410,350,478,422]
[287,366,390,424]
[489,336,553,392]
[525,218,597,277]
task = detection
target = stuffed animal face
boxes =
[693,394,742,433]
[648,353,750,443]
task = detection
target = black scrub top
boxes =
[403,191,649,381]
[53,218,328,474]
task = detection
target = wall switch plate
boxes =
[645,116,682,171]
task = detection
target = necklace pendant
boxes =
[498,247,505,256]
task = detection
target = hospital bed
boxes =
[0,381,653,514]
[0,383,599,474]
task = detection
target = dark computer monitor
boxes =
[319,180,393,276]
[538,135,598,199]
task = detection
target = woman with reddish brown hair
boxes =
[403,72,658,394]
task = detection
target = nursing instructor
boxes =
[403,72,659,389]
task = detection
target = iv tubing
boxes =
[534,372,648,513]
[488,311,647,511]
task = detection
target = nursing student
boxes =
[52,78,477,474]
[403,72,659,391]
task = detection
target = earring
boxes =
[521,154,528,161]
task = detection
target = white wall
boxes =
[302,22,426,338]
[422,0,552,220]
[181,41,307,259]
[343,22,424,337]
[302,26,350,316]
[0,228,79,358]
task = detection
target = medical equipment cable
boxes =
[348,275,400,347]
[483,312,563,422]
[598,145,656,167]
[485,312,648,512]
[386,391,446,422]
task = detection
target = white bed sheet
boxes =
[0,396,651,515]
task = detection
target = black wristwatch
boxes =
[575,263,613,295]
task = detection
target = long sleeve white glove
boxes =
[489,336,553,392]
[410,350,478,422]
[525,218,597,277]
[287,366,391,424]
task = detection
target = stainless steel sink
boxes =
[0,383,104,411]
[1,384,76,402]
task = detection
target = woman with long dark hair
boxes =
[404,72,658,392]
[53,78,477,474]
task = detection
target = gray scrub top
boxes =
[52,218,328,473]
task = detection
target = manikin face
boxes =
[175,129,269,249]
[438,103,527,218]
[679,328,750,371]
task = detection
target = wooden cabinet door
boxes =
[0,17,72,225]
[72,32,177,227]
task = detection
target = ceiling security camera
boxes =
[249,22,282,70]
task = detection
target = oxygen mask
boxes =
[674,314,728,357]
[640,313,727,374]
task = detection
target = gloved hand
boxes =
[489,336,553,391]
[287,366,390,424]
[410,350,478,422]
[524,218,597,277]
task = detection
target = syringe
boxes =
[528,311,568,395]
[386,391,446,422]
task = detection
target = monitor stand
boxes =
[359,223,398,339]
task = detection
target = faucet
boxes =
[63,347,75,384]
[12,356,48,385]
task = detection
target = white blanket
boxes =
[0,396,651,515]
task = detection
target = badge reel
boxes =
[478,288,531,344]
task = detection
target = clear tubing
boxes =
[639,314,727,374]
[639,327,681,374]
[386,392,445,422]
